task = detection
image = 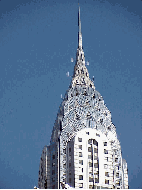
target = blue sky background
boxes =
[0,0,142,188]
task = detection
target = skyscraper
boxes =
[38,6,128,189]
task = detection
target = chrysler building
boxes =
[38,6,128,189]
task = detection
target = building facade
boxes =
[38,7,128,189]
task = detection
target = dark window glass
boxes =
[52,162,55,167]
[79,183,83,188]
[105,180,109,184]
[88,147,92,152]
[104,142,107,146]
[88,139,92,144]
[94,163,98,168]
[79,145,82,150]
[89,177,93,182]
[108,126,111,130]
[96,133,100,137]
[115,158,118,163]
[94,148,97,153]
[105,172,109,177]
[79,175,83,180]
[52,178,55,182]
[52,155,55,159]
[79,160,83,165]
[95,178,99,183]
[100,118,103,124]
[88,155,91,159]
[93,140,98,146]
[79,152,82,157]
[104,149,108,154]
[78,137,82,142]
[116,173,119,178]
[63,149,66,154]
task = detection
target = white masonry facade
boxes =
[38,7,128,189]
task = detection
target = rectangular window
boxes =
[52,178,55,182]
[89,177,93,182]
[95,178,99,183]
[106,157,108,161]
[52,170,55,175]
[104,142,107,146]
[86,132,89,135]
[52,155,55,159]
[88,139,92,144]
[79,160,83,165]
[105,172,109,177]
[88,147,92,152]
[94,148,97,153]
[104,149,108,154]
[104,164,108,169]
[79,145,82,150]
[52,162,55,167]
[78,137,82,142]
[88,155,92,159]
[105,179,109,184]
[79,183,83,188]
[82,168,83,172]
[108,126,111,131]
[69,163,71,167]
[93,140,98,146]
[63,148,66,154]
[89,162,93,167]
[115,158,118,162]
[79,175,83,180]
[96,133,100,137]
[69,178,71,183]
[116,181,120,186]
[79,152,82,157]
[69,148,71,152]
[100,118,103,124]
[116,173,119,178]
[94,163,98,168]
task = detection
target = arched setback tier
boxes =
[61,128,127,189]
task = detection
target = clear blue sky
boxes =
[0,0,142,188]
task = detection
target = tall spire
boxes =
[78,6,82,49]
[71,5,95,89]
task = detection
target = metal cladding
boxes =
[38,6,128,189]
